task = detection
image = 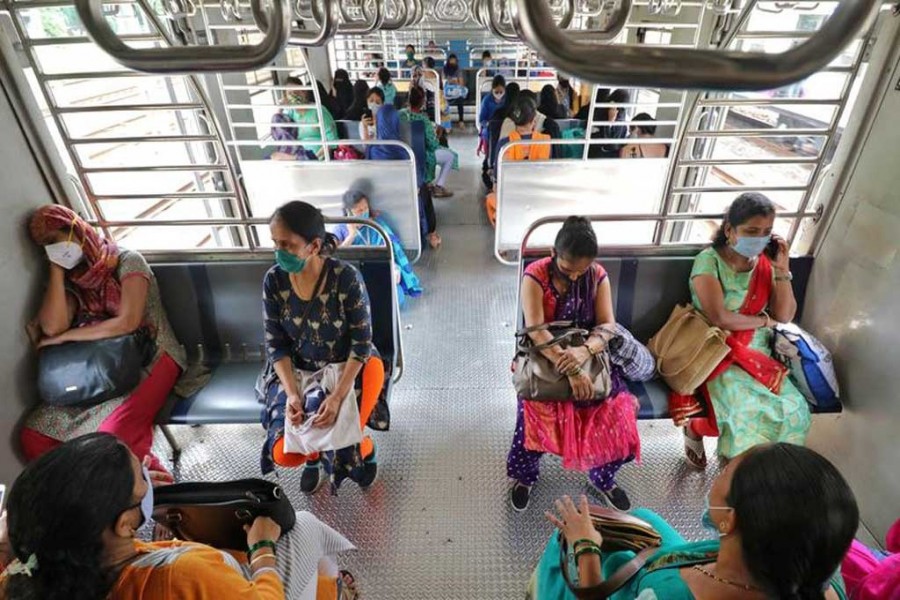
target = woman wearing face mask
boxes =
[442,54,468,129]
[343,79,370,122]
[403,44,419,71]
[262,202,386,493]
[375,67,397,107]
[334,189,423,306]
[274,78,339,160]
[533,443,858,599]
[358,87,384,141]
[0,433,357,599]
[329,69,353,120]
[478,75,506,152]
[682,193,808,470]
[20,205,189,475]
[507,217,641,513]
[401,86,457,199]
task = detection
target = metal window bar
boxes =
[656,0,885,247]
[4,0,249,249]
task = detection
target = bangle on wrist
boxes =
[247,540,277,560]
[572,538,602,552]
[250,552,276,566]
[574,546,603,560]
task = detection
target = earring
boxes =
[719,522,727,531]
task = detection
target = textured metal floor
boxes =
[153,135,721,599]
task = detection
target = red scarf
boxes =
[30,205,122,321]
[670,253,788,431]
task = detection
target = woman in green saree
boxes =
[531,443,858,600]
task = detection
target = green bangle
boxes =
[572,538,601,551]
[247,540,277,560]
[574,546,602,560]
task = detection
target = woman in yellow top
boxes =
[0,433,356,600]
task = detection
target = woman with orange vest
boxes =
[486,99,551,226]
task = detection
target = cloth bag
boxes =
[608,323,656,382]
[512,321,613,402]
[152,479,296,551]
[772,323,840,409]
[558,506,662,599]
[37,331,155,407]
[647,304,730,395]
[283,363,362,455]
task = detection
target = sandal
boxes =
[683,427,707,470]
[339,570,360,600]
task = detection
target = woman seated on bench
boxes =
[335,188,423,307]
[620,113,669,159]
[0,433,357,600]
[531,443,857,599]
[401,86,458,199]
[507,217,641,513]
[683,193,809,469]
[271,77,339,161]
[262,201,386,493]
[21,205,189,474]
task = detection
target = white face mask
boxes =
[45,241,84,270]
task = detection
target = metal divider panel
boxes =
[496,158,670,255]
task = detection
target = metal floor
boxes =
[153,135,722,599]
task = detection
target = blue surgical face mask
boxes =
[359,210,370,219]
[139,466,154,527]
[732,234,771,259]
[702,496,734,537]
[368,102,382,114]
[275,247,309,273]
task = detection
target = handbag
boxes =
[558,506,662,599]
[512,321,612,402]
[153,479,296,552]
[37,330,155,407]
[283,363,363,454]
[772,323,840,409]
[647,304,730,395]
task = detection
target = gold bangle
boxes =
[250,552,276,567]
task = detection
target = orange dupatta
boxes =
[670,253,788,433]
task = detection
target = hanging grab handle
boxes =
[509,0,880,90]
[337,0,384,34]
[254,0,337,46]
[75,0,291,73]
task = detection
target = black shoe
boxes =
[300,461,325,494]
[510,482,532,512]
[593,484,631,512]
[357,454,378,489]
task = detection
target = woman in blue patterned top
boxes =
[261,201,386,493]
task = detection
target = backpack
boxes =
[772,323,840,408]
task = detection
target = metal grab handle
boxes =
[338,0,384,33]
[254,0,336,46]
[76,0,291,73]
[510,0,879,90]
[436,0,470,23]
[381,0,409,30]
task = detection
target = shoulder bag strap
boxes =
[559,536,658,599]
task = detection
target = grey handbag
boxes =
[512,321,613,401]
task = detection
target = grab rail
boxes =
[509,0,880,90]
[75,0,292,73]
[253,0,337,46]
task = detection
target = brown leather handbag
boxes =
[153,479,296,551]
[559,506,662,599]
[512,321,613,401]
[647,304,730,395]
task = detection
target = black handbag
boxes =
[153,479,296,552]
[37,331,155,407]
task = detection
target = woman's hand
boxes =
[36,334,66,349]
[286,393,304,427]
[568,371,595,401]
[545,495,603,549]
[244,516,282,548]
[0,510,10,569]
[771,234,790,273]
[142,456,174,488]
[556,346,591,376]
[311,393,343,428]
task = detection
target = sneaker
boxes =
[300,461,326,494]
[357,451,378,488]
[432,185,454,198]
[592,483,631,512]
[509,481,532,512]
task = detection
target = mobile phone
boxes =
[764,237,780,259]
